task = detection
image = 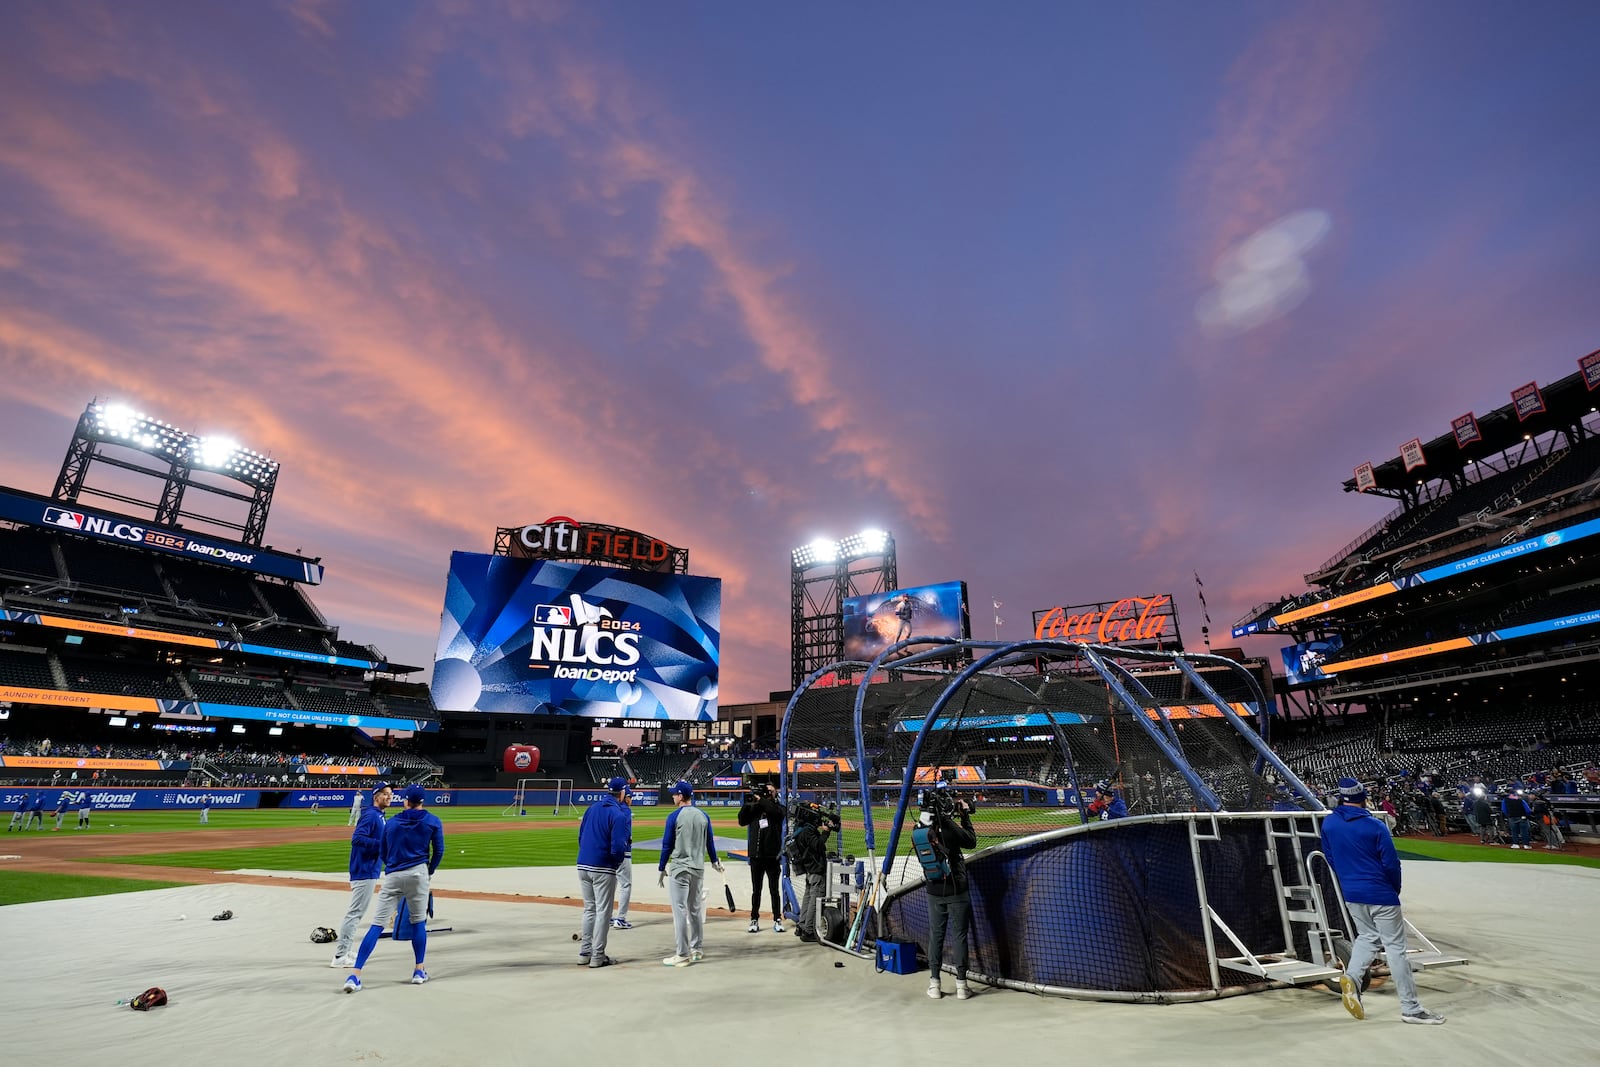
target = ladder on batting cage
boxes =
[1305,850,1469,974]
[1195,813,1345,988]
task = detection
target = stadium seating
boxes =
[0,647,56,688]
[624,751,697,785]
[163,558,269,617]
[0,527,63,582]
[288,682,382,714]
[57,539,169,599]
[252,580,325,627]
[248,627,335,655]
[60,657,185,699]
[188,677,291,709]
[331,639,379,663]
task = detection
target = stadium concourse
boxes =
[0,857,1595,1064]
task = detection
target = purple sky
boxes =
[2,1,1597,704]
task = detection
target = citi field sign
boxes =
[500,516,683,572]
[1033,594,1178,646]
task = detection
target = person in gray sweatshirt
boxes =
[657,780,723,966]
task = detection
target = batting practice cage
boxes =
[776,638,1466,1002]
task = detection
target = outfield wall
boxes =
[1,784,1076,811]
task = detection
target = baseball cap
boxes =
[607,776,628,793]
[371,781,392,799]
[670,780,694,798]
[400,784,427,804]
[1337,777,1367,802]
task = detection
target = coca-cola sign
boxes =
[1032,595,1178,647]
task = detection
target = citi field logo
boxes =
[530,594,641,677]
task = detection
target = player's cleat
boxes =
[1338,974,1364,1020]
[610,917,633,930]
[330,955,354,968]
[589,955,618,968]
[691,950,704,962]
[342,975,362,994]
[748,920,760,933]
[927,979,943,1000]
[955,980,972,1000]
[1402,1009,1446,1025]
[773,920,784,933]
[411,969,429,985]
[576,952,590,965]
[662,954,692,967]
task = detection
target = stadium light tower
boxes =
[52,399,281,546]
[790,528,897,687]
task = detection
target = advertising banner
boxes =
[0,788,260,810]
[0,486,322,583]
[1451,413,1482,449]
[0,684,436,733]
[303,764,381,776]
[431,553,721,720]
[1400,438,1426,472]
[1511,381,1546,421]
[911,765,986,783]
[0,611,377,669]
[1271,516,1600,628]
[844,581,970,663]
[0,756,164,771]
[744,758,857,774]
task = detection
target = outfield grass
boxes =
[1393,837,1600,869]
[81,805,1599,876]
[0,871,191,906]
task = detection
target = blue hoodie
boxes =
[576,795,631,872]
[1319,803,1401,906]
[382,804,444,875]
[348,803,387,880]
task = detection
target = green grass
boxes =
[1393,837,1600,869]
[94,804,1086,873]
[43,807,568,835]
[0,871,191,906]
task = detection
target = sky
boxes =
[1,0,1598,706]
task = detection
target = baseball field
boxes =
[3,805,1598,1067]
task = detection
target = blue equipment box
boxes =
[876,940,922,975]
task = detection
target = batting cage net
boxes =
[778,639,1347,1001]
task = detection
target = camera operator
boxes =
[914,781,978,1000]
[788,801,832,944]
[738,778,786,933]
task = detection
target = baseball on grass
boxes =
[179,914,187,920]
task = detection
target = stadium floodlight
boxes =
[93,402,141,439]
[195,436,240,469]
[837,528,890,559]
[808,537,839,563]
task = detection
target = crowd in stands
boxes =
[0,733,440,789]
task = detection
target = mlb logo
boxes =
[44,506,85,530]
[534,604,572,626]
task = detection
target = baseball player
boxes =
[331,782,392,967]
[343,785,444,992]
